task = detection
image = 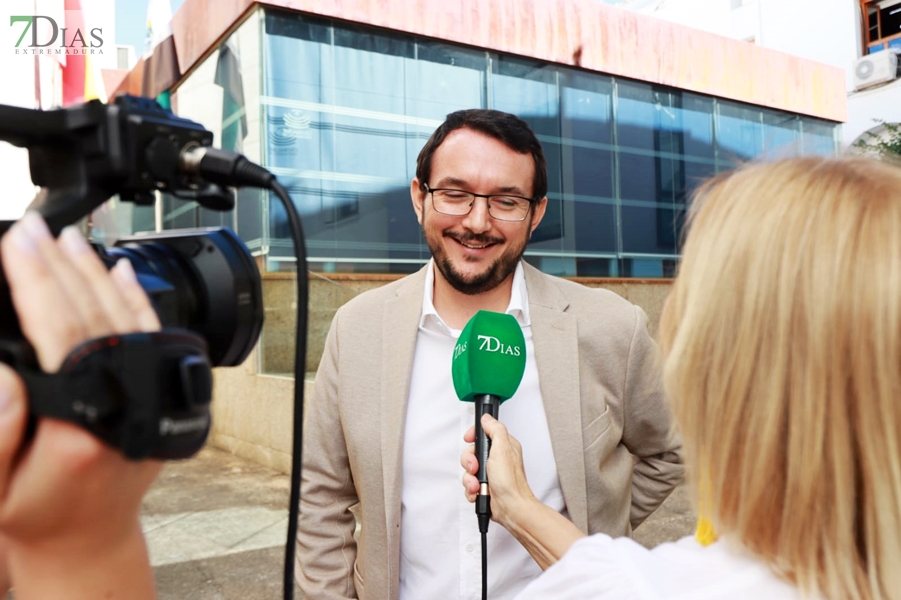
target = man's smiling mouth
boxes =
[446,233,503,251]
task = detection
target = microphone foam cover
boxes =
[452,310,526,403]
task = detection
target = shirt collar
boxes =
[420,259,531,336]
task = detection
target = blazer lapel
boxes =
[524,264,589,533]
[379,266,425,599]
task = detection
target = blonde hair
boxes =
[659,156,901,600]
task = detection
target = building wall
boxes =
[846,80,901,145]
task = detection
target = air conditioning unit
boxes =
[853,51,900,91]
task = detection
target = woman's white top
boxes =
[515,534,812,600]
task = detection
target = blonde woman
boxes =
[462,156,901,600]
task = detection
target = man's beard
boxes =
[423,223,529,296]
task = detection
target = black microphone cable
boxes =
[477,437,490,600]
[481,525,489,600]
[473,395,498,600]
[477,435,490,600]
[181,146,308,600]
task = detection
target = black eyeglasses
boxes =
[423,184,534,222]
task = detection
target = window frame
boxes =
[861,0,901,54]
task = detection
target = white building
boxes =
[615,0,901,147]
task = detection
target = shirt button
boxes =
[466,544,474,552]
[468,405,474,415]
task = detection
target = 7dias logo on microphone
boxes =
[477,334,521,356]
[453,332,523,361]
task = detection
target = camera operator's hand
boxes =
[0,212,160,600]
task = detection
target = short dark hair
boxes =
[415,109,548,201]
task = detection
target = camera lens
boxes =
[107,228,263,367]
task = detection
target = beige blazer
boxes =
[296,262,683,600]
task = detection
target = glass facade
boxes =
[133,7,839,280]
[109,6,842,375]
[257,9,838,278]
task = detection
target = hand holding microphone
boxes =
[452,310,526,534]
[461,413,538,530]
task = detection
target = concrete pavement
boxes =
[143,447,298,600]
[144,446,695,600]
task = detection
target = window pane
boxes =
[161,193,197,229]
[620,152,682,256]
[616,80,656,152]
[869,6,879,43]
[491,55,559,138]
[761,109,800,157]
[406,42,486,121]
[560,68,614,144]
[676,93,715,160]
[325,35,412,113]
[801,117,837,156]
[880,2,901,39]
[621,204,679,255]
[131,204,155,234]
[677,161,717,249]
[264,14,329,102]
[717,100,763,162]
[573,198,617,253]
[558,70,616,258]
[235,187,264,248]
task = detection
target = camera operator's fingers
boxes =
[42,226,119,339]
[1,214,89,371]
[0,365,29,503]
[58,227,142,333]
[111,260,161,332]
[9,214,113,340]
[24,217,114,341]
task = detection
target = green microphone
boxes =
[452,310,526,533]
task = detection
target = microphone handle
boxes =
[474,393,501,520]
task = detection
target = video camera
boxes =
[0,95,272,460]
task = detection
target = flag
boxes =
[61,0,108,106]
[214,38,247,152]
[143,0,180,109]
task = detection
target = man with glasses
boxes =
[296,109,683,600]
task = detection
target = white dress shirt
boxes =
[399,260,567,600]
